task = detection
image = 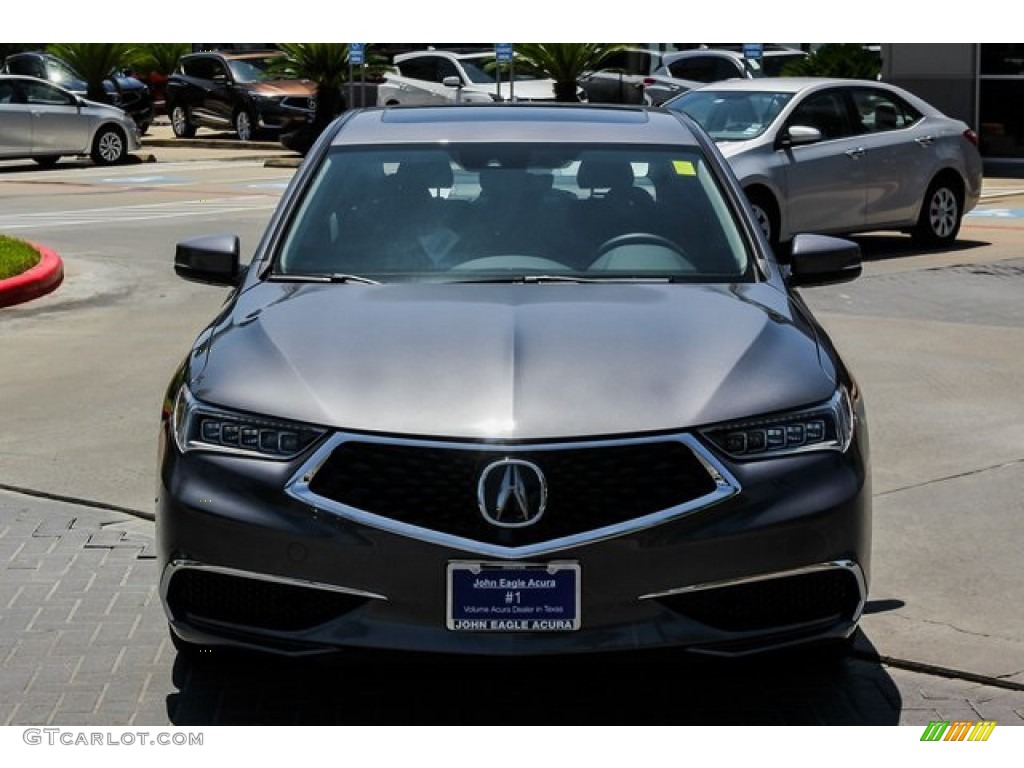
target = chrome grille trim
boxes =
[160,559,388,606]
[285,432,740,559]
[640,559,867,622]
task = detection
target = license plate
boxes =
[446,562,580,632]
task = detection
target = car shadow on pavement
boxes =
[850,234,989,262]
[165,630,900,725]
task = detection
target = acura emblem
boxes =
[477,459,547,528]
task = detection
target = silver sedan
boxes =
[0,74,140,167]
[663,77,983,248]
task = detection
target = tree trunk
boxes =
[554,80,580,102]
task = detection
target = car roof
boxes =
[395,50,492,63]
[332,104,701,146]
[688,76,884,94]
[186,50,282,61]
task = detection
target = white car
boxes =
[0,74,140,166]
[643,47,808,106]
[377,50,573,105]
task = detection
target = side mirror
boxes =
[777,124,822,149]
[441,75,462,88]
[787,233,861,287]
[174,234,242,286]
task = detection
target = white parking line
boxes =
[0,197,278,230]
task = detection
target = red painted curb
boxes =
[0,243,64,309]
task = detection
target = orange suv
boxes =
[165,50,316,141]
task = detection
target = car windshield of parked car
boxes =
[275,143,753,284]
[667,90,794,141]
[227,56,278,83]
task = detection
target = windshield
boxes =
[44,57,82,86]
[227,56,279,83]
[667,90,794,141]
[275,144,753,284]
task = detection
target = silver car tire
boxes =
[170,105,196,138]
[234,109,256,142]
[90,126,126,166]
[913,180,962,246]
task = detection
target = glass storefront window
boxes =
[979,45,1024,158]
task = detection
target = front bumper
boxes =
[157,424,870,657]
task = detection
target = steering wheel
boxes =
[589,232,693,271]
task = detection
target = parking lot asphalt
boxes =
[2,127,1024,725]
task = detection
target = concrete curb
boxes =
[0,243,64,309]
[142,137,288,152]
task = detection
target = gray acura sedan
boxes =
[158,104,871,658]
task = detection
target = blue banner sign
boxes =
[349,43,365,65]
[495,43,514,63]
[743,43,764,61]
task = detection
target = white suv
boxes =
[377,50,568,105]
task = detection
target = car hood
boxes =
[249,80,316,97]
[192,282,834,439]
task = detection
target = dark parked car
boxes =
[165,50,316,141]
[2,51,154,135]
[159,103,870,659]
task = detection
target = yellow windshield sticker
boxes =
[672,160,696,176]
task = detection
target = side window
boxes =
[712,57,743,80]
[436,58,460,83]
[398,57,437,82]
[6,56,42,78]
[207,59,228,81]
[0,80,21,104]
[670,56,717,82]
[183,57,211,80]
[851,87,923,133]
[787,91,854,140]
[22,81,75,107]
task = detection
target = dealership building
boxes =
[882,44,1024,164]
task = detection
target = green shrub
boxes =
[0,235,40,280]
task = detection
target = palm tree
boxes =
[125,44,190,115]
[512,44,627,102]
[781,44,881,80]
[274,43,350,131]
[47,43,135,104]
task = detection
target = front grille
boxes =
[656,568,861,632]
[307,439,718,546]
[166,569,369,631]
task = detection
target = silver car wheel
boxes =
[928,186,959,239]
[91,128,125,165]
[171,106,187,135]
[99,132,123,162]
[235,111,253,142]
[751,202,772,242]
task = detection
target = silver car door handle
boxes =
[915,135,935,146]
[845,147,866,159]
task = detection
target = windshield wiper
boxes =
[456,274,671,284]
[269,273,381,285]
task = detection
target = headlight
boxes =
[702,387,855,460]
[172,386,324,460]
